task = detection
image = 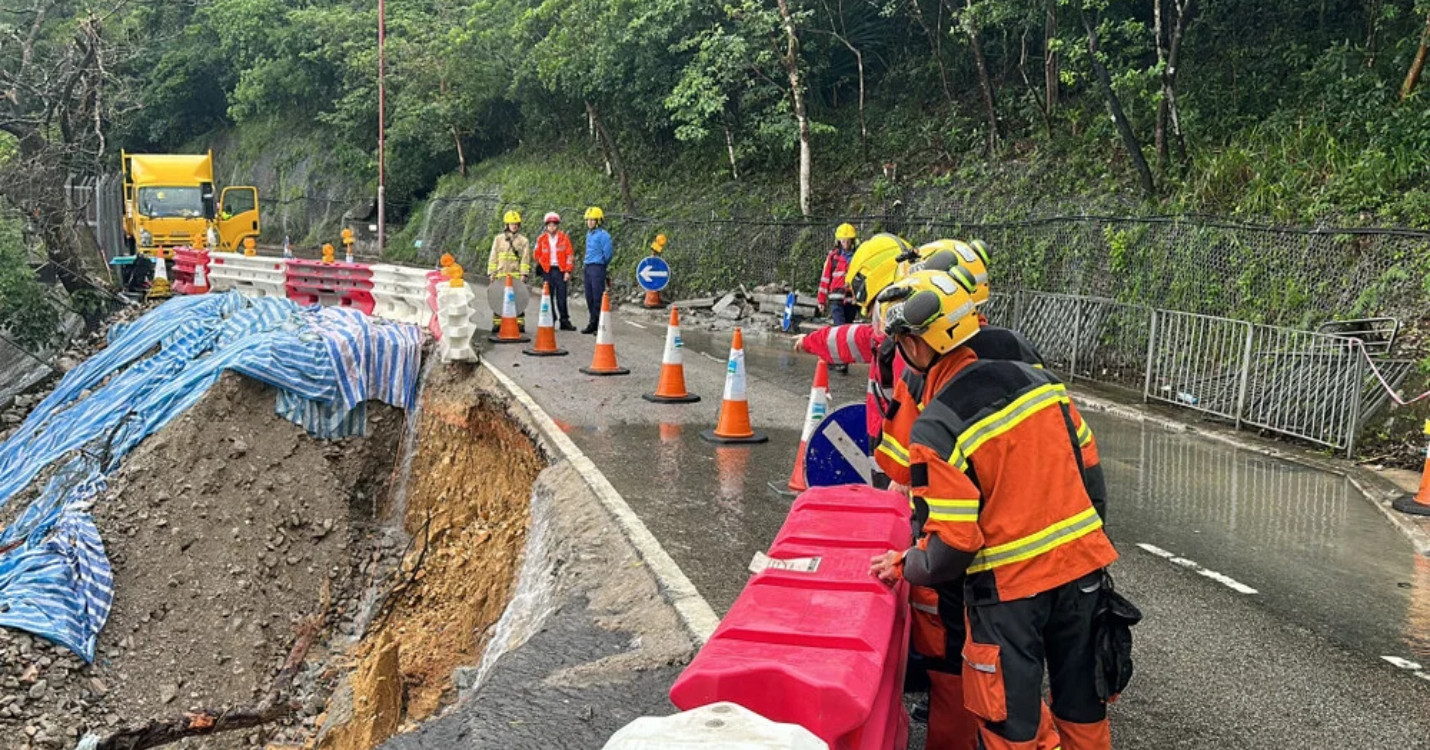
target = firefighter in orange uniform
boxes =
[870,270,1118,750]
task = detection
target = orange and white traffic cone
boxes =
[147,254,172,300]
[580,291,630,376]
[700,328,768,444]
[1394,419,1430,517]
[489,276,530,344]
[770,360,829,495]
[523,283,568,357]
[643,289,665,309]
[643,307,700,403]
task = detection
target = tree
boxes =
[775,0,814,216]
[1075,1,1155,198]
[1154,0,1195,167]
[0,0,131,297]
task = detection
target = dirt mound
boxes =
[0,373,403,749]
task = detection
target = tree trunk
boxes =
[724,122,741,181]
[1080,7,1155,198]
[962,0,1001,154]
[1164,0,1194,166]
[584,100,636,214]
[1153,0,1168,165]
[907,0,956,106]
[1045,2,1059,121]
[1019,29,1053,136]
[1402,9,1430,100]
[776,0,813,217]
[450,125,467,177]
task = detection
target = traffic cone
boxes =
[523,283,568,357]
[771,361,829,495]
[147,255,172,300]
[192,261,209,294]
[580,291,630,376]
[1394,419,1430,517]
[643,289,665,309]
[488,275,530,344]
[700,328,768,444]
[643,307,700,403]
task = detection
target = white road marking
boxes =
[625,321,647,329]
[1382,655,1424,670]
[1136,543,1259,595]
[699,351,724,363]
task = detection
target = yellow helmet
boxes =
[847,233,916,315]
[835,222,857,240]
[877,268,981,356]
[503,210,522,225]
[584,206,605,221]
[914,239,990,306]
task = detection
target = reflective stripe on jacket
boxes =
[799,323,902,444]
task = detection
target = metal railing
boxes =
[990,290,1412,456]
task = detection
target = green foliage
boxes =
[0,214,60,351]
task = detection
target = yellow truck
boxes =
[121,150,260,256]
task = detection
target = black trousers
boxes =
[543,266,571,326]
[961,571,1107,744]
[583,263,608,329]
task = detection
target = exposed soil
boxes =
[317,364,541,750]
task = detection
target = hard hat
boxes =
[503,210,522,225]
[584,206,605,221]
[915,239,990,306]
[543,212,561,224]
[877,268,981,356]
[847,233,915,315]
[835,223,857,240]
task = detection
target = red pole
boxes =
[376,0,386,254]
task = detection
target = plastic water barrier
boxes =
[285,258,376,315]
[0,292,421,661]
[670,485,912,750]
[369,263,436,328]
[207,252,287,297]
[171,246,210,295]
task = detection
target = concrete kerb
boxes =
[1071,388,1430,556]
[481,359,722,643]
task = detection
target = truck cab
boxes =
[122,150,259,256]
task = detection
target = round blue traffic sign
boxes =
[636,256,672,292]
[803,403,873,488]
[782,292,796,332]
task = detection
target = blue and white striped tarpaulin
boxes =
[0,292,422,660]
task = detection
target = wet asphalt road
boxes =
[484,291,1430,747]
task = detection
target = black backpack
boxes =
[1093,571,1143,701]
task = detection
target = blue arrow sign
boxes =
[782,291,796,332]
[804,403,872,488]
[636,256,672,292]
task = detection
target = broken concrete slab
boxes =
[710,293,741,318]
[671,296,718,310]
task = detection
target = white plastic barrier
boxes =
[207,252,288,298]
[603,703,828,750]
[434,281,479,362]
[369,263,435,328]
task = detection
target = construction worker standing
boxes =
[581,207,614,334]
[818,223,860,324]
[534,212,576,331]
[870,271,1119,750]
[488,210,532,332]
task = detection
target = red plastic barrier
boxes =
[285,258,375,314]
[670,485,912,750]
[171,246,210,295]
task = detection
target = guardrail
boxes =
[991,290,1413,455]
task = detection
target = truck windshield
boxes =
[137,187,204,219]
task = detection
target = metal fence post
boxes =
[1142,307,1157,402]
[1347,342,1365,458]
[1234,322,1255,431]
[1069,299,1082,383]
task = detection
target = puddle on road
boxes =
[1093,413,1430,661]
[568,421,804,614]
